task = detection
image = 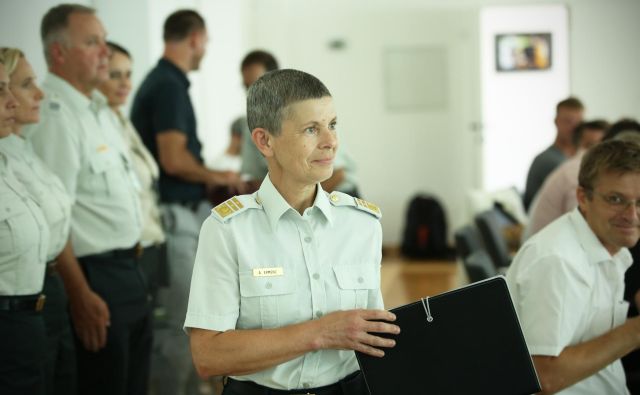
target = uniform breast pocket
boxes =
[89,152,118,195]
[0,197,37,266]
[239,270,297,329]
[333,264,378,310]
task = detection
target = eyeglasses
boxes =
[588,190,640,212]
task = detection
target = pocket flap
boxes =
[239,270,296,297]
[0,196,27,222]
[333,264,377,290]
[90,151,117,173]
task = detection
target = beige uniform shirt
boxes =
[24,73,142,257]
[0,152,49,295]
[185,175,383,390]
[0,133,71,261]
[109,110,164,245]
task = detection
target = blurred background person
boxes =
[0,50,49,395]
[0,47,78,395]
[523,97,584,210]
[98,41,168,331]
[25,5,151,394]
[523,119,608,240]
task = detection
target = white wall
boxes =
[481,5,570,192]
[0,0,246,163]
[2,0,639,246]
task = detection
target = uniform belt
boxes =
[0,294,46,312]
[81,243,144,261]
[225,371,363,395]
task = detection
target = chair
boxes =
[454,225,483,260]
[464,250,498,283]
[475,208,517,270]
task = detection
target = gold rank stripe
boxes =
[232,197,244,209]
[214,197,246,218]
[355,198,381,214]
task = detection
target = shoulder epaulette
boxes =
[328,191,382,219]
[43,94,64,115]
[211,195,262,223]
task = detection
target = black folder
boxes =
[356,276,540,395]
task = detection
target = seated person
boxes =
[524,120,608,240]
[185,69,399,394]
[507,139,640,394]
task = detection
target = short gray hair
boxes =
[41,4,95,66]
[246,69,331,136]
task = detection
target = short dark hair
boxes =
[106,41,130,59]
[579,139,640,192]
[572,119,609,147]
[603,118,640,141]
[41,4,95,66]
[241,50,279,72]
[556,97,584,113]
[247,69,331,136]
[163,10,205,42]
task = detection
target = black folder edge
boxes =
[356,275,541,394]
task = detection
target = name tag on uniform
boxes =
[252,267,284,277]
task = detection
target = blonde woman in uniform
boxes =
[0,50,50,395]
[0,47,80,395]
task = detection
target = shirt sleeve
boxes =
[26,106,82,203]
[510,249,590,357]
[152,81,192,135]
[184,216,241,332]
[368,221,384,310]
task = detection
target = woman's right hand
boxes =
[312,309,400,357]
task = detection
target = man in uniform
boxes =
[130,9,238,395]
[25,4,150,395]
[508,139,640,394]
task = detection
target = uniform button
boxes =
[357,277,364,284]
[312,273,320,280]
[303,383,310,388]
[316,310,323,318]
[5,207,10,213]
[304,236,312,243]
[265,282,272,289]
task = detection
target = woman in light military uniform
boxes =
[185,69,400,395]
[0,54,50,395]
[0,48,78,395]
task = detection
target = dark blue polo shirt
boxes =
[130,58,205,203]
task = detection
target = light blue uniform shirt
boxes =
[185,175,383,390]
[0,152,50,295]
[0,134,71,261]
[24,73,142,257]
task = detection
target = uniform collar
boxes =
[44,72,108,113]
[0,133,28,159]
[569,208,633,269]
[257,175,334,232]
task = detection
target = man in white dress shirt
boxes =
[507,139,640,394]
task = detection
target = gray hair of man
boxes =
[41,3,95,66]
[246,69,331,136]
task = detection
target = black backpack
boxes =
[401,195,451,259]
